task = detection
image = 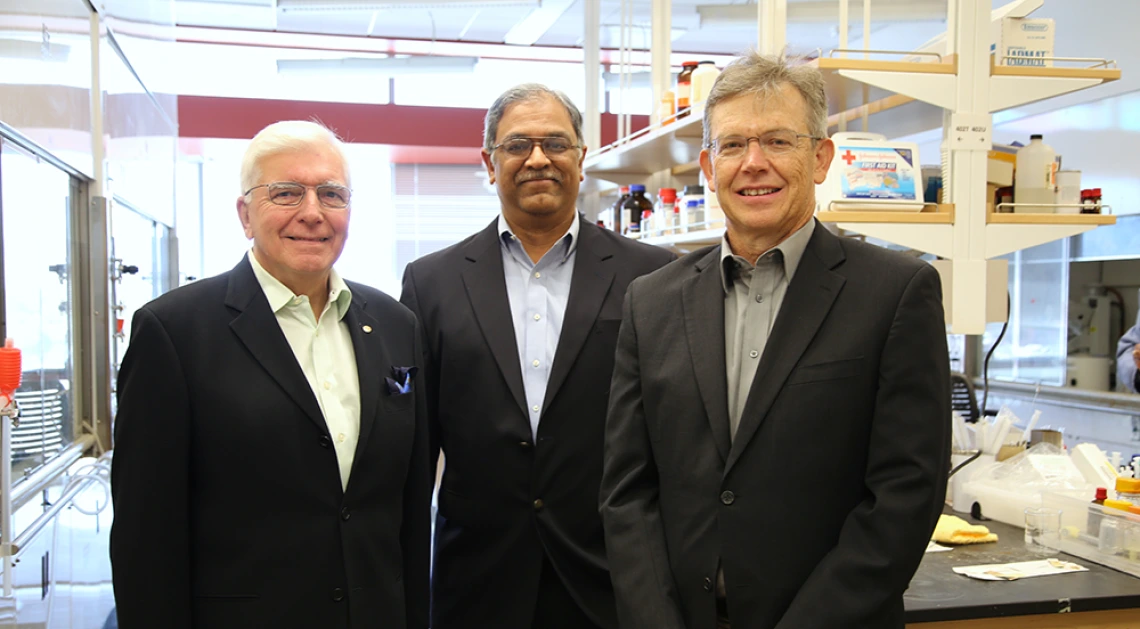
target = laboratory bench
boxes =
[904,513,1140,628]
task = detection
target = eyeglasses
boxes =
[490,136,581,159]
[707,130,822,159]
[243,182,351,209]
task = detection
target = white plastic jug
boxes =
[1014,134,1057,212]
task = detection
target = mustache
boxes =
[515,170,562,184]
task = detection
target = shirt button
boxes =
[532,359,540,367]
[532,405,540,412]
[533,498,544,512]
[721,490,735,505]
[534,272,541,278]
[323,381,331,390]
[331,587,345,602]
[340,507,351,521]
[533,313,541,321]
[519,441,532,449]
[703,577,714,592]
[749,350,759,359]
[755,294,764,303]
[337,433,346,443]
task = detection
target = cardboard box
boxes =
[999,17,1055,67]
[987,151,1015,186]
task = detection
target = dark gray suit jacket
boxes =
[601,221,950,629]
[111,256,432,629]
[401,217,674,629]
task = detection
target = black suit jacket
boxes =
[601,222,951,629]
[110,256,432,629]
[400,217,674,629]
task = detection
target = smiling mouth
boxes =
[738,187,781,197]
[286,236,330,242]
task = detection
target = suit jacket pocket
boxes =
[382,390,414,412]
[785,356,863,386]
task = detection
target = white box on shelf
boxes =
[817,132,924,212]
[998,17,1055,68]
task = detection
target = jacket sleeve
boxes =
[599,282,687,629]
[774,263,951,629]
[1117,324,1140,394]
[110,307,193,629]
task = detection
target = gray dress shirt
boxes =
[720,218,815,439]
[498,214,579,438]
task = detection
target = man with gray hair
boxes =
[401,84,673,629]
[112,120,431,629]
[601,52,950,629]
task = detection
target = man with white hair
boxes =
[111,120,431,629]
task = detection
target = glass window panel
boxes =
[1,139,77,475]
[984,239,1069,385]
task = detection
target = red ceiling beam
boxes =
[178,95,649,162]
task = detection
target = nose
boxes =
[295,188,325,221]
[523,143,552,169]
[740,139,772,171]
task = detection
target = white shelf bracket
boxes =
[990,76,1106,112]
[838,69,958,110]
[984,223,1100,258]
[833,223,954,259]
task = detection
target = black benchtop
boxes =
[904,512,1140,623]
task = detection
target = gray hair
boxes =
[702,51,829,146]
[240,120,351,194]
[483,84,584,152]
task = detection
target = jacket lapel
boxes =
[225,256,326,432]
[682,246,732,462]
[343,295,386,475]
[725,224,847,475]
[460,220,528,418]
[542,219,614,411]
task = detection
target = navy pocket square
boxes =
[386,366,418,395]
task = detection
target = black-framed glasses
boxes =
[243,182,351,209]
[490,136,581,158]
[706,130,822,159]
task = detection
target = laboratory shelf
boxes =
[637,227,723,251]
[817,204,955,224]
[582,114,704,182]
[986,212,1116,225]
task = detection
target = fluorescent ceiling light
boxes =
[697,0,946,27]
[277,0,538,10]
[503,0,574,46]
[277,55,479,75]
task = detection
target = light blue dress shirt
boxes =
[498,215,579,438]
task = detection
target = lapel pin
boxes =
[362,325,373,334]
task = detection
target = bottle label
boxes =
[676,81,691,106]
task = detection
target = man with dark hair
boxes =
[401,84,673,629]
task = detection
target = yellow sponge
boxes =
[933,514,998,545]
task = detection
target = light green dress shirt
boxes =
[249,252,360,491]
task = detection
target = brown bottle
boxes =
[623,185,653,236]
[675,61,699,119]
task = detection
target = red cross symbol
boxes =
[841,150,857,165]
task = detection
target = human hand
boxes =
[1133,344,1140,370]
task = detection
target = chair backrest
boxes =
[949,371,980,423]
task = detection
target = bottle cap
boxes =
[619,185,629,193]
[1030,134,1043,140]
[630,184,646,193]
[682,185,704,195]
[1095,487,1108,500]
[657,188,677,202]
[1115,477,1140,493]
[682,61,699,67]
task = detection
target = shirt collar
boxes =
[247,249,353,320]
[497,213,580,262]
[719,218,816,293]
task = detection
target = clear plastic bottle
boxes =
[623,185,652,236]
[1014,134,1057,212]
[690,61,720,112]
[654,188,677,235]
[658,89,676,126]
[1115,477,1140,506]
